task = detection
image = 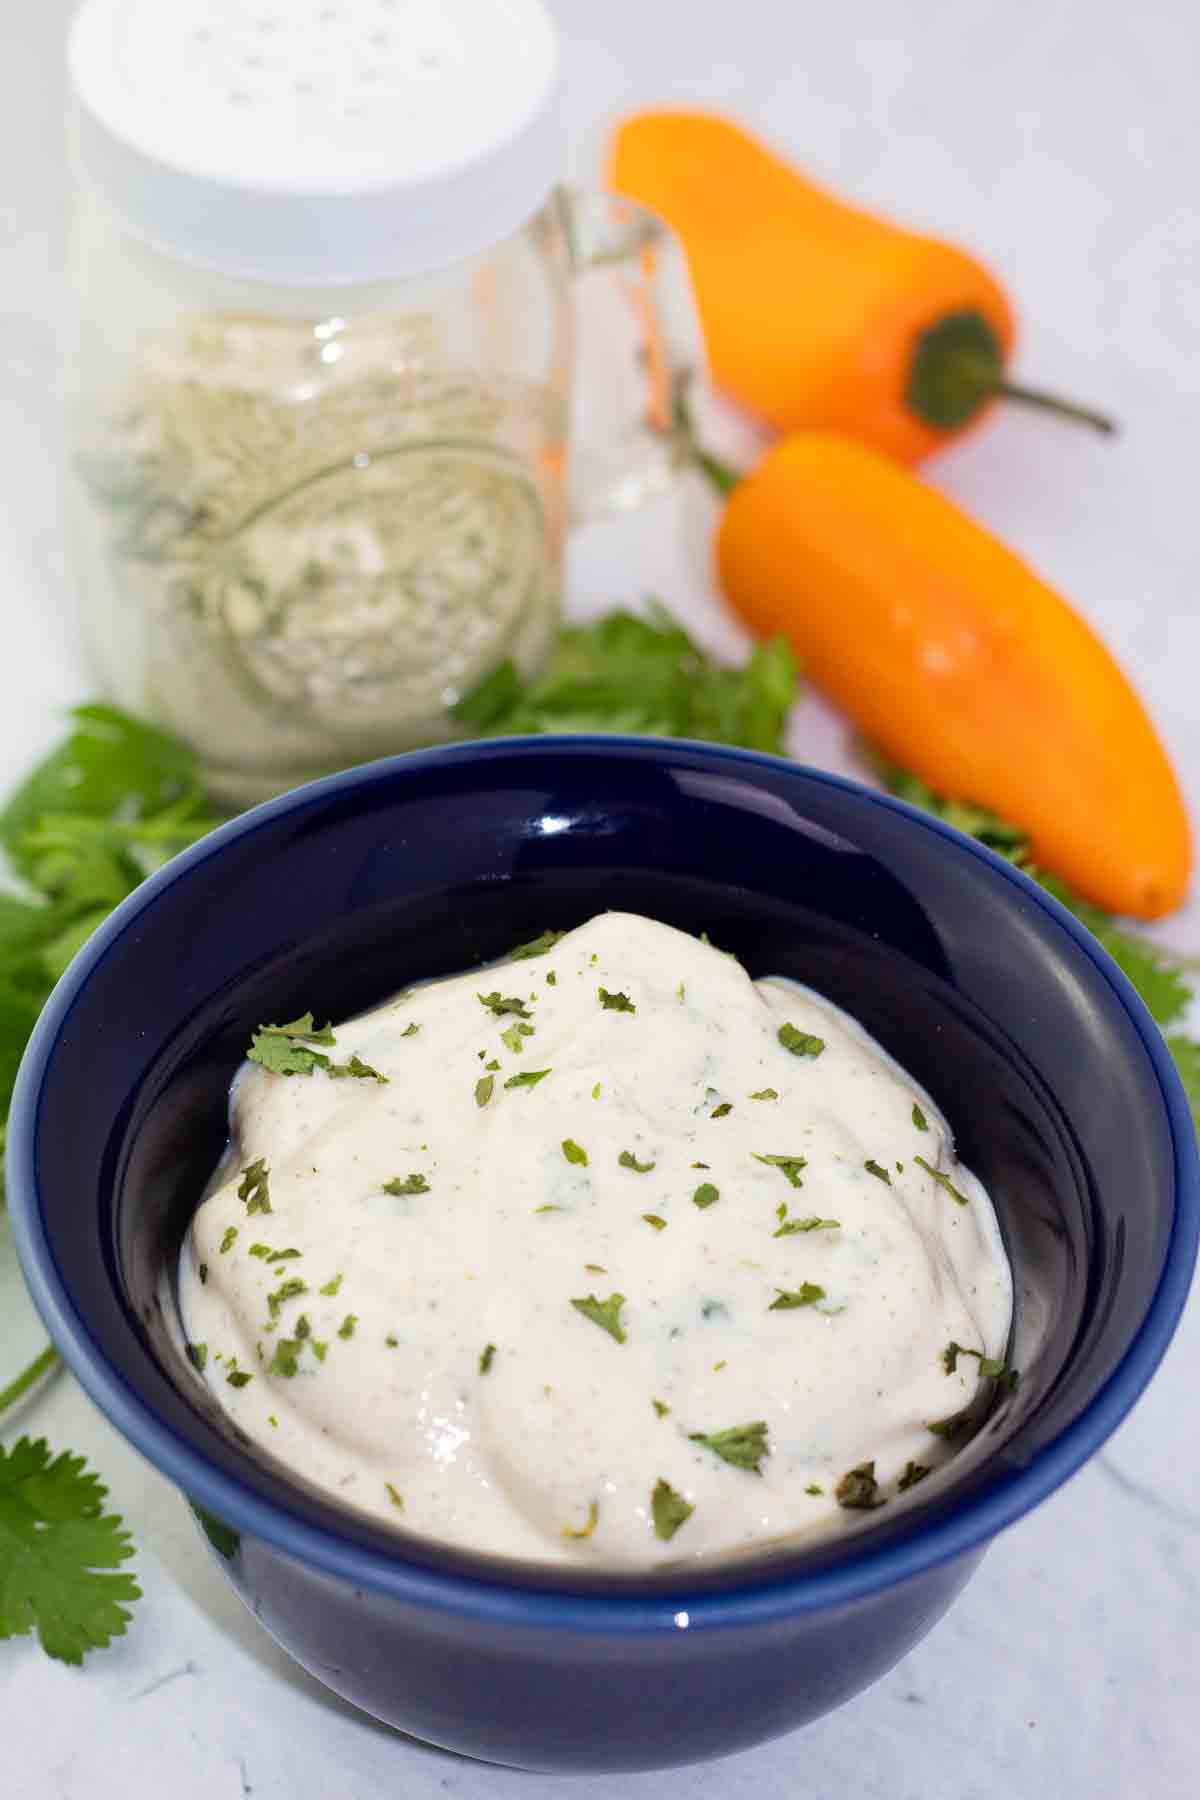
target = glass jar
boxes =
[65,0,700,805]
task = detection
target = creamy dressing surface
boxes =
[179,913,1013,1568]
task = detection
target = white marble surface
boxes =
[2,2,1199,1794]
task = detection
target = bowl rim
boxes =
[8,734,1199,1632]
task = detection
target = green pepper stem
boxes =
[996,380,1118,437]
[0,1344,60,1420]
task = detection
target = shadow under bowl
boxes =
[8,737,1198,1771]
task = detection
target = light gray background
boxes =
[1,4,1198,1796]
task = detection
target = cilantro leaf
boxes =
[750,1087,778,1100]
[504,1069,551,1090]
[778,1024,825,1058]
[651,1478,694,1541]
[451,604,799,753]
[688,1420,770,1475]
[598,988,636,1013]
[773,1215,839,1236]
[478,992,532,1018]
[327,1055,388,1083]
[475,1075,495,1107]
[912,1103,929,1131]
[769,1283,826,1311]
[509,930,565,960]
[618,1150,656,1173]
[864,1159,892,1185]
[835,1461,886,1510]
[237,1159,271,1215]
[269,1339,302,1377]
[248,1031,331,1077]
[338,1315,358,1340]
[0,1437,141,1663]
[692,1183,720,1209]
[254,1013,336,1046]
[562,1139,589,1166]
[898,1461,931,1492]
[384,1173,430,1196]
[914,1155,969,1205]
[219,1226,238,1254]
[500,1021,534,1053]
[570,1293,627,1344]
[753,1152,807,1188]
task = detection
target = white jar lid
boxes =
[68,0,562,285]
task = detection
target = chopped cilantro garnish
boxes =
[312,1342,328,1362]
[864,1159,892,1185]
[804,1483,823,1496]
[618,1150,656,1173]
[914,1155,969,1205]
[642,1213,668,1231]
[248,1033,331,1076]
[385,1483,405,1510]
[384,1173,430,1196]
[753,1152,807,1189]
[237,1158,271,1215]
[592,1082,602,1099]
[255,1013,336,1046]
[710,1101,733,1119]
[338,1315,357,1340]
[898,1462,931,1492]
[248,1243,271,1259]
[562,1501,600,1541]
[773,1215,839,1237]
[692,1183,720,1209]
[570,1293,627,1344]
[385,1333,399,1348]
[268,1339,301,1378]
[584,1263,607,1274]
[750,1087,778,1100]
[688,1421,770,1475]
[509,929,565,960]
[651,1479,694,1541]
[294,1315,311,1340]
[401,1022,420,1038]
[267,1277,307,1318]
[912,1102,929,1131]
[769,1283,826,1311]
[942,1342,1018,1387]
[534,1204,562,1213]
[319,1273,343,1297]
[226,1368,252,1389]
[778,1023,825,1058]
[504,1069,551,1090]
[546,971,557,986]
[328,1054,388,1083]
[475,1075,495,1107]
[500,1021,534,1054]
[927,1409,973,1440]
[186,1342,207,1373]
[219,1227,237,1254]
[562,1138,589,1166]
[598,988,636,1013]
[266,1247,301,1264]
[652,1399,670,1418]
[836,1462,885,1510]
[479,1343,496,1374]
[478,992,532,1018]
[198,1264,208,1285]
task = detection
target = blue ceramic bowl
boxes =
[8,738,1198,1772]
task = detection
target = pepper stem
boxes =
[995,380,1117,437]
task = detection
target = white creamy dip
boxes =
[179,912,1013,1567]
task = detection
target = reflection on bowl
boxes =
[8,738,1198,1772]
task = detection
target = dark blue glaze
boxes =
[8,738,1198,1771]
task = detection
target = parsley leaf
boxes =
[835,1462,886,1510]
[475,1075,495,1107]
[509,929,565,960]
[598,988,636,1013]
[709,1101,733,1119]
[219,1226,238,1254]
[753,1152,807,1188]
[773,1215,839,1236]
[651,1478,694,1541]
[778,1023,825,1058]
[912,1102,929,1131]
[268,1339,302,1377]
[618,1150,656,1173]
[750,1087,778,1100]
[692,1183,720,1209]
[254,1013,336,1046]
[338,1315,358,1340]
[562,1139,589,1166]
[769,1283,826,1310]
[688,1421,770,1475]
[319,1274,343,1297]
[864,1158,892,1185]
[478,992,532,1018]
[504,1069,551,1090]
[914,1155,969,1205]
[384,1174,430,1196]
[0,1437,141,1663]
[570,1293,627,1344]
[248,1032,331,1077]
[237,1159,271,1215]
[500,1021,534,1053]
[266,1277,307,1318]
